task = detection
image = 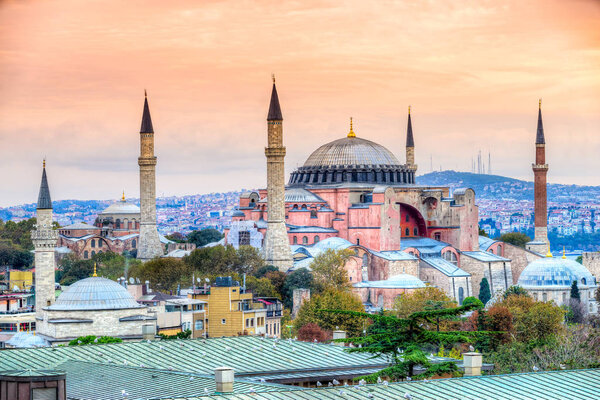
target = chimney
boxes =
[143,280,151,295]
[332,330,346,346]
[142,324,156,341]
[463,352,482,376]
[214,367,234,393]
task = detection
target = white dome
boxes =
[100,200,140,215]
[518,256,596,288]
[303,136,401,168]
[47,277,144,311]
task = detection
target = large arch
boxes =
[398,203,427,238]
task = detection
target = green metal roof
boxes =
[175,368,600,400]
[0,336,387,378]
[58,360,288,400]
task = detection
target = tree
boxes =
[297,323,329,342]
[68,335,122,346]
[281,268,313,309]
[165,232,187,243]
[254,265,279,278]
[498,295,565,344]
[393,286,456,319]
[595,287,600,304]
[570,281,581,300]
[497,232,531,248]
[244,276,280,298]
[309,248,354,295]
[503,285,530,299]
[187,228,223,248]
[324,302,494,381]
[128,257,189,292]
[462,297,484,309]
[479,278,492,305]
[264,270,286,297]
[183,245,264,276]
[295,289,365,337]
[478,227,488,237]
[568,298,587,324]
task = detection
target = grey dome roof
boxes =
[47,277,144,311]
[303,136,401,168]
[100,200,140,215]
[518,256,596,288]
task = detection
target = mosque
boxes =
[226,82,598,311]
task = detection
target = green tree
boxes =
[254,265,279,278]
[295,289,365,337]
[324,302,493,381]
[68,335,122,346]
[128,257,189,292]
[462,297,484,309]
[478,227,488,237]
[165,232,186,243]
[281,268,313,309]
[503,286,530,299]
[309,248,354,295]
[497,232,531,248]
[264,270,286,297]
[244,275,280,298]
[576,255,583,264]
[183,245,264,276]
[570,281,580,300]
[393,287,456,319]
[187,228,223,247]
[479,277,492,305]
[58,255,93,285]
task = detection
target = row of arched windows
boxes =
[292,236,320,245]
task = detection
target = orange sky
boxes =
[1,0,599,207]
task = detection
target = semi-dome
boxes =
[289,125,415,187]
[518,256,596,288]
[46,277,144,311]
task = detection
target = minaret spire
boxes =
[405,106,417,182]
[140,91,154,134]
[536,98,545,144]
[263,77,293,271]
[37,160,52,210]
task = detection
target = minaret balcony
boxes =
[532,163,548,171]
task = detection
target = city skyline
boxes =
[1,0,599,207]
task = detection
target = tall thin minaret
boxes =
[406,106,416,169]
[32,160,58,322]
[137,92,163,260]
[263,76,293,271]
[527,99,550,255]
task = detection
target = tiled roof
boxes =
[193,368,600,400]
[421,257,470,277]
[369,250,417,261]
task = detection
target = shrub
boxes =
[297,323,330,342]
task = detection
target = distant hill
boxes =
[417,170,600,203]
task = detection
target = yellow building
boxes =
[9,270,33,291]
[190,277,277,338]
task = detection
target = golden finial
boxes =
[42,158,46,169]
[93,263,98,277]
[408,105,411,115]
[562,246,566,259]
[539,98,542,109]
[122,190,125,202]
[347,117,356,138]
[272,74,275,84]
[546,249,553,258]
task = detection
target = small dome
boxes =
[232,210,245,217]
[303,136,401,168]
[518,257,596,288]
[100,200,140,215]
[47,277,144,311]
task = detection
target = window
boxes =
[91,239,95,248]
[221,319,226,324]
[239,231,250,246]
[302,236,308,245]
[489,248,494,254]
[301,204,307,210]
[434,232,441,241]
[98,240,102,248]
[542,292,547,302]
[293,236,298,245]
[413,227,418,236]
[582,278,587,285]
[314,236,320,244]
[84,250,89,259]
[405,228,410,236]
[132,239,136,248]
[458,287,464,305]
[195,320,204,331]
[310,210,317,218]
[562,292,567,303]
[443,251,458,266]
[116,219,121,229]
[91,251,96,257]
[32,388,57,400]
[356,238,360,245]
[533,292,538,301]
[405,215,409,222]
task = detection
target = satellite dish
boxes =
[136,278,141,284]
[129,277,135,284]
[205,278,210,283]
[196,278,201,283]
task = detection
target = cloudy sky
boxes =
[1,0,599,207]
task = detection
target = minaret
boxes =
[32,160,58,321]
[527,99,550,255]
[137,92,163,260]
[405,106,417,183]
[263,76,293,271]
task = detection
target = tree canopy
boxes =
[187,228,223,247]
[309,248,354,295]
[479,277,492,305]
[281,268,313,309]
[497,232,531,248]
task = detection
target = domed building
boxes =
[518,254,597,313]
[36,271,156,344]
[225,83,521,306]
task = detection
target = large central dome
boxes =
[289,126,414,187]
[303,136,401,168]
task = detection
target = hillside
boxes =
[417,170,600,203]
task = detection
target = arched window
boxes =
[458,287,464,305]
[434,232,441,241]
[132,239,137,248]
[497,245,503,256]
[405,214,410,222]
[302,236,308,245]
[542,292,547,302]
[314,236,320,244]
[582,278,587,285]
[489,248,494,254]
[293,236,298,245]
[116,219,121,229]
[405,228,410,236]
[356,238,360,245]
[91,251,96,257]
[90,239,95,248]
[293,204,298,210]
[443,251,458,265]
[361,253,369,282]
[377,294,384,308]
[310,210,317,218]
[84,250,89,259]
[98,240,102,248]
[413,227,418,236]
[301,204,307,210]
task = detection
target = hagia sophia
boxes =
[23,80,597,345]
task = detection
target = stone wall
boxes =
[504,244,541,284]
[460,256,512,299]
[419,262,472,303]
[583,252,600,281]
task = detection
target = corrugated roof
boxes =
[187,368,600,400]
[478,235,498,251]
[369,250,417,261]
[462,251,510,262]
[421,257,470,277]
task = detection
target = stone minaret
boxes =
[137,92,163,260]
[527,99,550,255]
[263,77,293,271]
[32,161,58,321]
[406,106,417,175]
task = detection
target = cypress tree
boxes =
[570,280,581,300]
[479,277,492,305]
